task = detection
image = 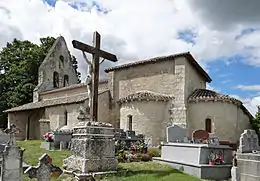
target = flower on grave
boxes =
[208,151,217,161]
[43,132,54,142]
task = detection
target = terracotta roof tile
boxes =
[40,79,108,95]
[104,52,212,83]
[118,91,174,104]
[188,89,253,120]
[5,90,109,113]
[188,89,239,103]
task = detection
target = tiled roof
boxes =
[118,91,174,104]
[188,89,253,120]
[104,52,212,83]
[188,89,240,103]
[40,79,108,95]
[5,90,109,113]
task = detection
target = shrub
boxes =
[148,148,161,157]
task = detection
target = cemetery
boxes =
[1,31,260,181]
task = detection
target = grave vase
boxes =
[209,160,215,165]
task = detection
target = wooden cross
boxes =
[72,31,118,122]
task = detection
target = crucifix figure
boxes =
[73,31,118,122]
[82,51,105,112]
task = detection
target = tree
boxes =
[0,37,81,128]
[251,107,260,133]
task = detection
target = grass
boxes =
[18,140,201,181]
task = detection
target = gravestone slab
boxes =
[166,124,188,143]
[24,153,63,181]
[237,129,260,153]
[1,124,24,181]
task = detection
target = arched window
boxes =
[59,55,64,68]
[205,118,212,133]
[63,75,69,87]
[64,110,68,126]
[127,115,133,131]
[53,71,59,88]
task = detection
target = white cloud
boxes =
[235,85,260,91]
[0,0,259,116]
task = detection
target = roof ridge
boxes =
[104,52,212,83]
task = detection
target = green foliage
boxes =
[0,37,81,128]
[147,148,161,157]
[20,140,201,181]
[251,109,260,133]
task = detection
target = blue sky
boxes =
[2,0,260,114]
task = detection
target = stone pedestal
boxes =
[63,121,118,180]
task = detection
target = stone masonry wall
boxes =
[44,91,111,130]
[188,101,251,142]
[33,37,78,102]
[8,109,45,140]
[39,81,108,101]
[120,101,169,146]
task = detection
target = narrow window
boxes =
[63,75,69,87]
[205,118,212,133]
[127,115,133,131]
[64,110,68,126]
[59,55,64,68]
[53,71,59,88]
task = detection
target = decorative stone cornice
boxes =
[117,91,174,105]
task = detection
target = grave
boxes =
[153,128,233,180]
[63,31,118,180]
[24,153,63,181]
[41,129,72,151]
[166,124,188,143]
[235,129,260,181]
[0,123,25,181]
[52,129,72,149]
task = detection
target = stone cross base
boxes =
[63,122,118,176]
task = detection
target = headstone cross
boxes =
[24,153,63,181]
[4,123,20,146]
[72,31,118,122]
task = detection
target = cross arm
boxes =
[72,40,118,62]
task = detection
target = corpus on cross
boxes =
[72,31,118,122]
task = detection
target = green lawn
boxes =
[18,140,201,181]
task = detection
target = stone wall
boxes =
[39,81,108,101]
[8,109,45,140]
[109,56,207,131]
[45,91,111,130]
[120,101,170,146]
[188,101,251,142]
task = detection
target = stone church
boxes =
[5,36,253,146]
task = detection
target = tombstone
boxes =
[237,129,260,153]
[208,137,220,145]
[192,129,209,141]
[52,129,72,149]
[24,153,63,181]
[60,141,65,151]
[1,123,24,181]
[126,130,135,138]
[166,124,188,143]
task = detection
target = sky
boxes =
[1,0,260,115]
